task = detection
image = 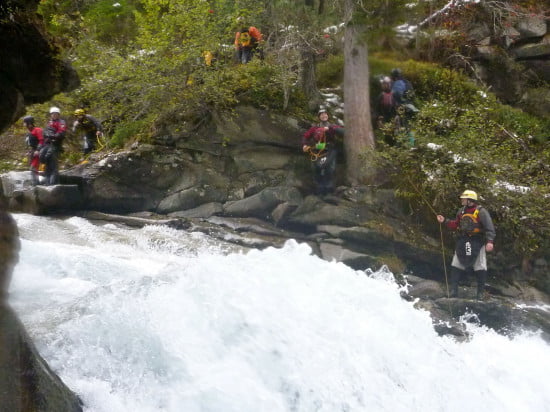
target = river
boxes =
[9,213,550,412]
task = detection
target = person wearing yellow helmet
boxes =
[72,108,103,155]
[436,189,496,300]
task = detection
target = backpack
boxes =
[26,133,39,149]
[239,32,252,47]
[381,91,395,110]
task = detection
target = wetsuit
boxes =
[73,115,103,154]
[302,121,344,195]
[25,127,44,185]
[42,118,66,185]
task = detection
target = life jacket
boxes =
[239,32,252,47]
[26,127,43,149]
[76,115,99,133]
[459,206,483,236]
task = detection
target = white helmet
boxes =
[49,106,61,114]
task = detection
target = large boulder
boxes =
[1,171,82,215]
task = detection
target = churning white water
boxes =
[9,214,550,412]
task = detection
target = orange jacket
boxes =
[234,27,263,48]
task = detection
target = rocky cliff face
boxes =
[0,1,82,410]
[0,0,79,134]
[448,5,549,119]
[0,206,82,411]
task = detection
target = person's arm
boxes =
[302,127,316,151]
[89,115,103,132]
[54,120,67,141]
[328,124,344,138]
[478,207,496,251]
[35,128,44,146]
[436,211,460,230]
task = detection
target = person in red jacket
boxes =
[302,109,345,195]
[234,26,263,64]
[23,116,44,185]
[41,106,66,185]
[437,190,496,300]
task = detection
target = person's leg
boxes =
[474,270,487,300]
[48,148,59,185]
[473,246,488,300]
[30,165,39,185]
[450,266,464,297]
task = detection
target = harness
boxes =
[305,129,328,161]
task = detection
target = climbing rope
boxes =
[304,145,327,162]
[405,175,453,316]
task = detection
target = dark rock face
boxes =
[0,1,82,409]
[0,0,79,134]
[0,208,82,411]
[0,210,19,299]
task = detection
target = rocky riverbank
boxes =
[2,104,549,342]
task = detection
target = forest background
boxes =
[1,0,549,286]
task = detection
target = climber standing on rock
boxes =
[41,107,66,185]
[302,109,345,196]
[73,108,103,155]
[22,116,44,185]
[436,190,496,300]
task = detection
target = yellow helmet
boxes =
[459,190,478,201]
[74,108,86,116]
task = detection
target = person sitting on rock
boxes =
[73,108,103,155]
[302,109,345,196]
[22,116,44,185]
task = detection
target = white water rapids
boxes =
[8,214,550,412]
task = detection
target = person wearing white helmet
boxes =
[302,109,345,196]
[436,190,496,299]
[41,106,67,185]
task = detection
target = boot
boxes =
[449,267,463,298]
[475,270,487,300]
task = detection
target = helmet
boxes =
[459,190,478,201]
[23,116,34,125]
[49,106,61,114]
[318,108,329,117]
[390,68,402,79]
[381,76,391,84]
[74,108,86,116]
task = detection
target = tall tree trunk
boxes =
[343,0,375,185]
[301,0,321,110]
[301,49,320,111]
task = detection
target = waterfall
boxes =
[9,214,550,412]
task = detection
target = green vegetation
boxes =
[16,0,550,269]
[371,59,550,259]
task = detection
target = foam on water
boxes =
[9,214,550,412]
